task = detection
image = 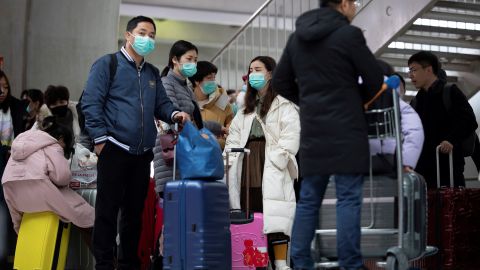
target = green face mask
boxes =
[200,81,217,95]
[180,63,197,77]
[130,33,155,56]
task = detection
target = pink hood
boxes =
[10,130,59,161]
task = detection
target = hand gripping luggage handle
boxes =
[435,145,454,188]
[225,148,251,219]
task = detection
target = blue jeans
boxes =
[291,174,364,270]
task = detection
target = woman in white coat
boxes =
[226,56,300,270]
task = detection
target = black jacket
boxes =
[412,80,477,187]
[272,7,383,176]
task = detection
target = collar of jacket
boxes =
[120,46,145,70]
[422,79,444,95]
[167,69,187,86]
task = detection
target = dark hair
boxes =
[437,68,447,82]
[377,59,395,76]
[44,85,69,107]
[0,70,13,113]
[41,116,74,158]
[20,90,28,99]
[320,0,343,7]
[226,89,237,95]
[27,89,44,107]
[126,16,156,32]
[189,61,218,87]
[244,56,277,118]
[392,72,406,88]
[161,40,198,77]
[407,51,440,76]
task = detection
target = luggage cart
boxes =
[312,88,437,270]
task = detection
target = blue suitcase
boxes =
[163,180,231,270]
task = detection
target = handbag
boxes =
[176,121,224,180]
[157,123,176,167]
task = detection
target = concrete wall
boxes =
[0,0,120,100]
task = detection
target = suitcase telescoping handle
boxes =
[435,145,454,188]
[172,123,179,180]
[225,148,251,220]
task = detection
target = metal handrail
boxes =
[210,0,372,90]
[211,0,274,62]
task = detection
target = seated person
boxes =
[1,116,94,233]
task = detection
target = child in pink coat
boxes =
[1,116,94,233]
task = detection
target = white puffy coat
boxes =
[226,95,300,236]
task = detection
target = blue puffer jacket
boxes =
[82,51,178,155]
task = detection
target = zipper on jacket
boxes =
[138,69,144,154]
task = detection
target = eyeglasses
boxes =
[350,0,361,8]
[408,65,429,75]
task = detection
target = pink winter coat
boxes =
[1,129,94,233]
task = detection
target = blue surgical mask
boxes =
[200,81,217,95]
[180,63,197,78]
[232,103,238,115]
[249,73,267,90]
[129,33,155,56]
[26,105,31,113]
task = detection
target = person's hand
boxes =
[439,140,453,154]
[221,126,229,136]
[403,166,414,173]
[173,112,191,124]
[94,143,105,156]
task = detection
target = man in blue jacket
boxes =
[82,16,189,270]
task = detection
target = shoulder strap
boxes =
[410,97,417,110]
[79,53,117,102]
[442,83,453,113]
[108,53,118,89]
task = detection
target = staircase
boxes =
[210,0,372,90]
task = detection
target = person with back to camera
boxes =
[226,56,300,270]
[1,116,94,241]
[271,0,384,269]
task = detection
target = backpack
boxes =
[77,53,118,133]
[410,83,476,157]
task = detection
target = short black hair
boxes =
[226,89,236,95]
[189,61,218,87]
[320,0,343,7]
[20,90,28,99]
[126,16,156,32]
[44,85,69,107]
[377,59,395,76]
[27,89,44,106]
[407,51,440,76]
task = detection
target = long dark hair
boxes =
[0,70,13,113]
[243,56,277,118]
[161,40,198,77]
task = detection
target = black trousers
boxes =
[93,141,153,270]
